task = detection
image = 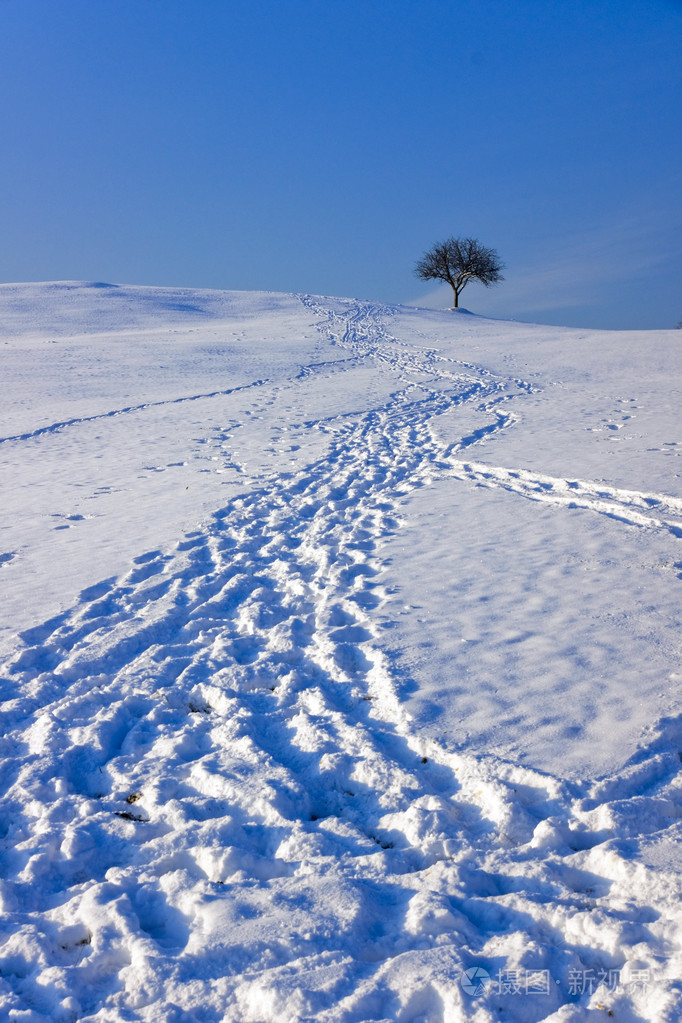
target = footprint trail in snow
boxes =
[1,292,682,1022]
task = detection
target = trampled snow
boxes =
[1,282,681,1022]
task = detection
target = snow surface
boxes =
[1,281,681,1022]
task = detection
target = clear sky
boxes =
[1,0,680,328]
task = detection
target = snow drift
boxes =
[1,282,681,1022]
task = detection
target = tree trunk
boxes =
[452,285,459,308]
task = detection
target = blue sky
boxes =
[1,0,680,328]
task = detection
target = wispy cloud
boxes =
[409,194,682,322]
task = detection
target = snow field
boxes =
[1,284,681,1021]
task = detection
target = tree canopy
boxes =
[414,236,504,308]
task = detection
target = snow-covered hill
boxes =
[1,282,681,1022]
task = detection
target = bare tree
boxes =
[414,236,504,309]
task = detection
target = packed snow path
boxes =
[1,286,681,1022]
